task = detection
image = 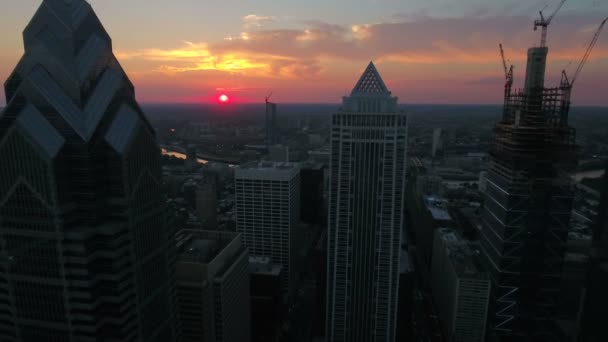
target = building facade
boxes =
[432,128,444,158]
[175,230,251,342]
[326,62,408,342]
[0,0,178,340]
[235,162,301,295]
[249,257,284,342]
[578,164,608,342]
[480,33,578,341]
[266,100,278,146]
[196,179,218,230]
[432,229,490,342]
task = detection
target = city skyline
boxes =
[1,0,607,106]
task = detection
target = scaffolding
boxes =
[483,62,579,340]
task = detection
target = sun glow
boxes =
[219,94,230,103]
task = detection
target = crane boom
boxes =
[499,44,514,85]
[570,17,607,87]
[534,0,568,47]
[499,44,508,78]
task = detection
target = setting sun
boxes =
[219,94,230,103]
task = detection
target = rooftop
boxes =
[181,239,220,264]
[249,256,282,276]
[176,230,238,264]
[239,161,297,171]
[437,228,486,278]
[424,196,452,221]
[236,161,301,181]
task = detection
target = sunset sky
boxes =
[0,0,607,105]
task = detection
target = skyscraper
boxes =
[0,1,178,340]
[480,26,578,341]
[431,128,443,158]
[266,99,278,146]
[235,162,301,295]
[326,62,408,342]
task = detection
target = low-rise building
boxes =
[176,230,251,342]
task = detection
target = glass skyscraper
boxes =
[0,1,178,340]
[326,62,408,342]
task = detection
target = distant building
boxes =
[431,229,490,342]
[175,230,251,342]
[417,175,444,196]
[249,256,284,342]
[266,100,278,145]
[415,195,453,275]
[0,1,178,340]
[268,144,290,162]
[235,162,301,296]
[432,128,444,157]
[186,144,198,168]
[396,248,415,341]
[326,62,408,342]
[196,179,218,230]
[300,163,326,225]
[308,148,330,166]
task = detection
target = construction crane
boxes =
[534,0,568,47]
[265,91,273,104]
[559,17,607,118]
[499,44,515,120]
[499,43,514,88]
[561,17,607,89]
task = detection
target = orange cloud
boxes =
[111,14,608,105]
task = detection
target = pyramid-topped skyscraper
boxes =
[0,1,178,341]
[326,62,407,342]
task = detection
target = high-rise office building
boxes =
[266,100,278,146]
[432,128,443,157]
[480,24,578,341]
[235,162,301,295]
[326,62,408,342]
[175,230,251,342]
[432,229,490,342]
[196,179,218,230]
[0,0,178,341]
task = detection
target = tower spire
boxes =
[351,61,389,96]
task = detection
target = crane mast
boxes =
[534,0,568,47]
[499,44,514,120]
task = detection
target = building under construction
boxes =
[480,4,606,341]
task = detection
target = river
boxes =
[161,148,209,165]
